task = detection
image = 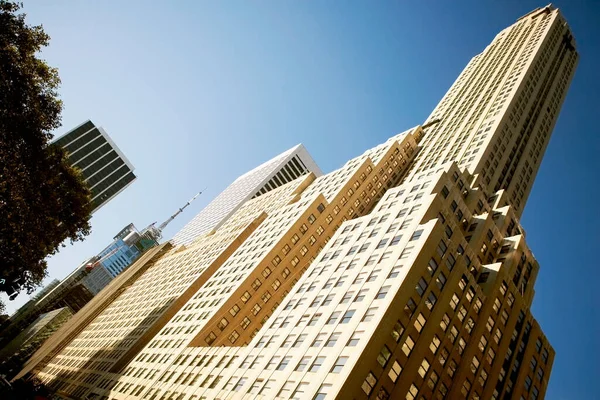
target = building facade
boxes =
[52,120,136,213]
[172,144,322,246]
[81,224,158,295]
[21,6,576,400]
[404,6,577,217]
[0,307,73,379]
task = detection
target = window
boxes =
[441,186,449,198]
[414,313,427,332]
[416,278,428,296]
[440,313,450,331]
[376,286,391,300]
[341,292,353,304]
[418,358,431,378]
[376,239,388,249]
[277,381,295,397]
[326,311,340,325]
[217,317,229,330]
[293,334,307,348]
[541,349,549,364]
[233,377,247,391]
[361,372,377,395]
[425,292,437,310]
[313,384,332,400]
[428,370,439,390]
[388,266,402,279]
[228,330,240,343]
[204,332,217,345]
[322,294,334,306]
[229,304,241,317]
[292,382,309,399]
[461,379,471,396]
[444,252,456,270]
[261,291,272,303]
[478,336,488,352]
[308,313,321,326]
[271,279,281,291]
[430,335,441,354]
[325,332,341,347]
[437,240,447,256]
[436,272,446,290]
[406,384,419,400]
[277,356,291,371]
[251,278,262,291]
[295,356,310,372]
[450,294,460,310]
[330,356,348,373]
[439,347,449,366]
[470,356,480,374]
[241,291,251,303]
[486,348,496,365]
[402,335,415,356]
[427,258,438,275]
[347,331,362,347]
[410,229,423,241]
[309,356,326,372]
[537,368,544,381]
[312,333,327,347]
[535,338,543,353]
[445,225,453,238]
[388,360,402,382]
[377,345,392,367]
[474,297,483,314]
[458,306,467,322]
[404,298,417,318]
[341,310,355,323]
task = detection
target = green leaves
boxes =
[0,1,93,302]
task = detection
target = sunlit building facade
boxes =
[21,6,576,400]
[172,144,322,246]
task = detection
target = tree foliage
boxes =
[0,1,92,299]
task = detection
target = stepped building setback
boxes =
[19,5,577,400]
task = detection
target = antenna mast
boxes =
[157,191,203,232]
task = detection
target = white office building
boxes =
[172,144,322,246]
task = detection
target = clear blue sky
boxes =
[5,1,599,398]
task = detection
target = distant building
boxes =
[81,224,158,295]
[0,279,92,352]
[51,120,136,213]
[0,308,72,379]
[172,144,322,246]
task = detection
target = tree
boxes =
[0,1,92,303]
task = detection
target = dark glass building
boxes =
[51,120,136,212]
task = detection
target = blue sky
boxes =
[5,1,599,398]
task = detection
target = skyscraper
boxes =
[51,120,136,213]
[172,144,322,246]
[405,6,577,217]
[18,6,576,400]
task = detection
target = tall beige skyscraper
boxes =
[406,5,577,217]
[16,5,576,400]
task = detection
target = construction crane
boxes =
[84,246,125,271]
